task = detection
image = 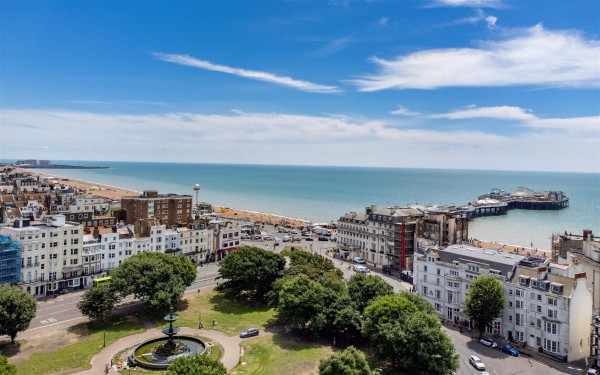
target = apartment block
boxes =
[177,224,213,264]
[414,244,523,329]
[1,215,84,297]
[121,190,192,227]
[504,257,592,362]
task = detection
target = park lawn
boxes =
[16,315,144,375]
[230,334,335,375]
[164,290,277,337]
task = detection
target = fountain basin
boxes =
[133,336,207,370]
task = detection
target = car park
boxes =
[479,337,498,348]
[239,327,259,338]
[499,344,519,356]
[353,257,365,264]
[469,355,485,371]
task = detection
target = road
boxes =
[26,264,221,334]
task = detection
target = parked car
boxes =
[382,265,392,275]
[353,256,365,264]
[282,236,291,242]
[304,237,314,241]
[290,229,298,234]
[353,265,370,273]
[499,344,519,356]
[479,337,498,348]
[239,328,259,338]
[263,235,274,241]
[252,235,262,240]
[469,355,485,371]
[318,236,329,241]
[587,368,599,375]
[240,234,251,239]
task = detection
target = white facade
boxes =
[1,214,85,296]
[414,244,523,328]
[213,221,240,261]
[177,226,212,264]
[65,194,109,214]
[504,261,592,362]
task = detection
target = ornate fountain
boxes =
[132,307,206,369]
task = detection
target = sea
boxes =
[23,161,600,252]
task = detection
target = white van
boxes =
[353,257,365,264]
[353,265,369,273]
[282,236,291,242]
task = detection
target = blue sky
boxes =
[1,0,599,172]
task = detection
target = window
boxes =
[509,289,513,296]
[424,265,428,272]
[515,313,524,326]
[515,331,524,342]
[435,290,441,299]
[449,270,459,276]
[548,297,558,306]
[467,264,479,273]
[516,300,524,309]
[536,337,542,347]
[508,301,513,308]
[543,339,560,353]
[536,305,542,313]
[547,309,557,319]
[515,289,524,297]
[545,322,558,334]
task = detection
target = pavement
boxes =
[76,314,244,374]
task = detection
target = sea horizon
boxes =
[7,159,599,252]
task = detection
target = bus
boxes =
[93,276,112,287]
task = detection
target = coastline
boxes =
[22,169,550,255]
[24,169,311,228]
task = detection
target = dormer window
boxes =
[550,283,564,295]
[519,276,530,286]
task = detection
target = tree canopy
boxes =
[347,273,394,313]
[0,354,17,375]
[464,275,505,338]
[166,354,227,375]
[319,346,375,375]
[218,246,285,302]
[110,252,196,313]
[0,285,37,344]
[362,293,459,374]
[76,284,120,322]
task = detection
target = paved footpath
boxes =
[76,315,243,374]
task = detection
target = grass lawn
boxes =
[230,334,335,375]
[15,315,145,375]
[153,290,278,337]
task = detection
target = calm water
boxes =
[26,161,600,251]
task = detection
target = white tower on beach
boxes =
[193,184,200,206]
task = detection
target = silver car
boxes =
[469,355,485,371]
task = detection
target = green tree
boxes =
[110,252,196,313]
[218,246,285,302]
[347,273,394,313]
[331,293,362,344]
[166,354,227,375]
[0,285,37,344]
[319,346,375,375]
[76,284,120,322]
[0,354,17,375]
[464,275,505,338]
[277,274,331,334]
[401,311,459,375]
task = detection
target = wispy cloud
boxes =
[449,9,497,29]
[153,53,340,94]
[377,17,389,26]
[430,105,535,120]
[310,35,356,57]
[390,105,420,116]
[431,105,600,132]
[429,0,504,8]
[351,24,600,91]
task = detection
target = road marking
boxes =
[40,320,48,324]
[27,317,87,332]
[47,318,57,323]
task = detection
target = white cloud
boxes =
[485,15,497,29]
[153,53,340,94]
[430,0,504,8]
[1,108,597,172]
[431,105,600,132]
[351,24,600,90]
[430,105,535,120]
[390,105,420,116]
[377,17,389,26]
